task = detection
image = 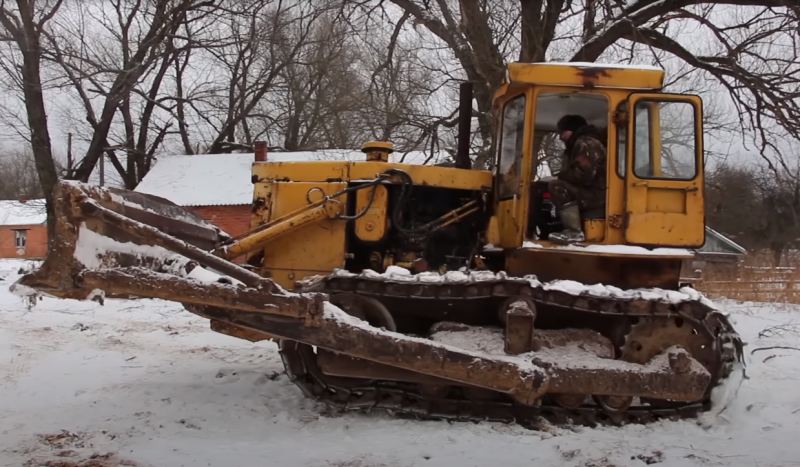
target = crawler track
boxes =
[280,271,744,427]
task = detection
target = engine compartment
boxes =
[343,181,489,275]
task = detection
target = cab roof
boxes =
[495,62,665,99]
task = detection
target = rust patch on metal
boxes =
[532,328,615,358]
[210,319,273,342]
[502,296,536,355]
[608,213,624,229]
[541,348,710,401]
[504,248,683,290]
[317,350,453,385]
[621,317,717,370]
[576,66,611,89]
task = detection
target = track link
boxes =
[280,270,744,427]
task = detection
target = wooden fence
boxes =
[689,266,800,303]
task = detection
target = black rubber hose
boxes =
[383,168,434,237]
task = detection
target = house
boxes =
[0,198,48,259]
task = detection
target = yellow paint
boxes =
[485,216,501,246]
[503,62,665,93]
[362,141,394,162]
[623,93,705,247]
[645,188,686,214]
[583,220,606,242]
[222,202,337,260]
[354,184,388,242]
[259,182,348,289]
[494,90,533,248]
[250,182,274,226]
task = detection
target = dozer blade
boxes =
[14,181,713,409]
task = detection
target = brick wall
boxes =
[187,204,252,237]
[186,205,252,264]
[0,224,48,259]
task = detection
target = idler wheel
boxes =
[329,292,397,332]
[594,395,633,413]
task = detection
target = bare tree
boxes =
[179,0,335,153]
[267,9,363,150]
[0,0,64,242]
[0,147,45,199]
[349,1,799,170]
[40,0,217,188]
[707,161,800,266]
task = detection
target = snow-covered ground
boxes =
[2,258,800,467]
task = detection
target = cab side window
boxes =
[633,100,697,180]
[497,95,526,199]
[617,105,651,177]
[619,100,698,180]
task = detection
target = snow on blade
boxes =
[185,264,245,287]
[73,224,244,288]
[7,281,40,298]
[107,191,207,227]
[73,224,185,270]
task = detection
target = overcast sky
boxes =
[0,1,795,189]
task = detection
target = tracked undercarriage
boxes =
[191,269,744,427]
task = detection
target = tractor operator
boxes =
[546,114,607,244]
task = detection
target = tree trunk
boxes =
[16,2,60,249]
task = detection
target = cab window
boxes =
[624,100,698,180]
[617,105,651,177]
[497,95,526,199]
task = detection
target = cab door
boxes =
[623,93,705,247]
[494,92,533,248]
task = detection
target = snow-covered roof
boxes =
[134,149,446,207]
[0,199,47,226]
[541,61,664,72]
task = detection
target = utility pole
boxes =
[66,133,73,177]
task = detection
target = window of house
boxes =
[14,229,27,248]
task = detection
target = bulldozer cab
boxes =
[490,62,706,250]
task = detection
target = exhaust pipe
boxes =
[455,81,473,170]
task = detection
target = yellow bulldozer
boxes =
[15,61,744,427]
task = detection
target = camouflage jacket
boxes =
[555,125,607,192]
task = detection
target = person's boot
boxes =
[549,202,585,244]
